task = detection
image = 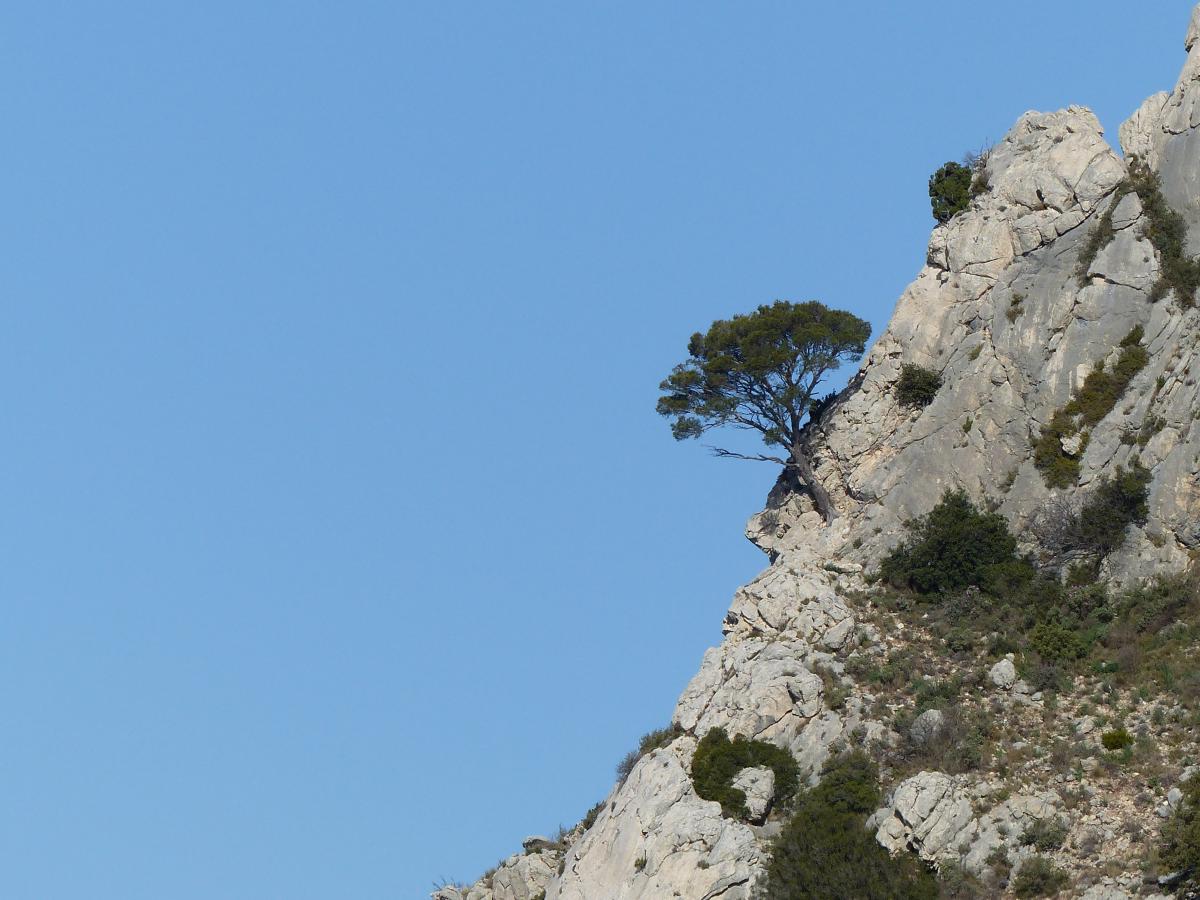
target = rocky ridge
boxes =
[436,8,1200,900]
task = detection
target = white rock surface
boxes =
[730,766,775,824]
[549,739,760,900]
[989,657,1018,690]
[875,771,1060,874]
[909,708,946,745]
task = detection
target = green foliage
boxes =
[759,751,938,900]
[1127,160,1200,306]
[1065,340,1149,428]
[1033,464,1151,561]
[1074,463,1151,556]
[875,497,1185,692]
[581,801,604,831]
[1029,621,1088,662]
[690,728,798,819]
[656,301,870,450]
[879,490,1027,595]
[1020,817,1068,851]
[1011,855,1069,897]
[1077,161,1200,305]
[616,724,683,781]
[930,161,974,224]
[896,363,943,408]
[1160,773,1200,883]
[1101,727,1133,751]
[937,860,989,899]
[1032,411,1084,488]
[1033,329,1148,487]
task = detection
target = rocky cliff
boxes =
[436,8,1200,899]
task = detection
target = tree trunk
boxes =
[789,444,838,526]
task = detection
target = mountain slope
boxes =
[436,7,1200,899]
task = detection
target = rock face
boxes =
[730,767,775,824]
[438,8,1200,900]
[550,739,762,900]
[873,771,1061,874]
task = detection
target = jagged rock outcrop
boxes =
[550,738,762,900]
[873,771,1061,873]
[439,8,1200,899]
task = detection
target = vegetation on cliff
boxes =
[657,300,870,524]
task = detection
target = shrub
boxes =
[1074,464,1151,556]
[580,801,605,831]
[937,860,989,899]
[1032,411,1084,488]
[1032,329,1147,487]
[1102,727,1134,751]
[1032,463,1151,560]
[896,364,943,408]
[616,724,683,781]
[690,728,798,819]
[899,706,987,775]
[1021,817,1069,851]
[759,751,938,899]
[1066,340,1149,428]
[1160,773,1200,883]
[880,490,1027,595]
[1029,621,1089,662]
[1012,855,1069,897]
[930,161,974,224]
[1128,160,1200,306]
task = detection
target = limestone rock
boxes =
[1081,888,1133,900]
[909,709,946,745]
[875,772,1060,874]
[549,740,760,900]
[989,657,1017,690]
[491,850,560,900]
[731,766,775,824]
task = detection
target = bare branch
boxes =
[707,446,789,465]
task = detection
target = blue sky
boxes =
[0,2,1192,897]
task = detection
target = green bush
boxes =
[1128,160,1200,306]
[1034,464,1151,561]
[1101,727,1134,751]
[1074,463,1151,556]
[896,364,943,408]
[580,801,605,831]
[930,161,974,224]
[1160,773,1200,883]
[759,751,938,899]
[1029,621,1089,662]
[1032,411,1084,488]
[690,728,798,819]
[616,724,683,781]
[936,860,989,899]
[880,490,1028,595]
[1020,817,1068,851]
[1012,855,1069,897]
[1032,327,1147,488]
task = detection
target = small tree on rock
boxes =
[929,161,974,224]
[656,300,871,525]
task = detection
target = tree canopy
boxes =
[656,300,871,524]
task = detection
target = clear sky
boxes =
[1,2,1193,897]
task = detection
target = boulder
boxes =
[989,657,1018,690]
[731,766,776,824]
[909,709,946,746]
